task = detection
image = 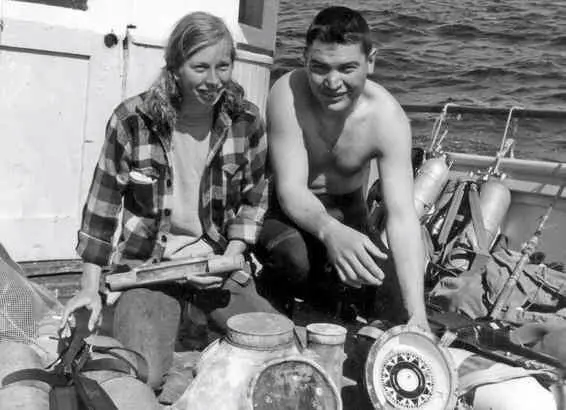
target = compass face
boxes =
[379,351,434,408]
[364,325,458,410]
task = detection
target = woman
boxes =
[61,11,275,392]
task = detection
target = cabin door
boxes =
[0,1,123,261]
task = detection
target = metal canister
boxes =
[174,312,342,410]
[101,376,162,410]
[413,156,451,219]
[306,323,347,390]
[174,313,300,410]
[0,341,49,410]
[82,335,140,384]
[479,177,511,246]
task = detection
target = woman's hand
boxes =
[184,269,225,290]
[60,287,102,332]
[223,239,247,257]
[184,239,248,289]
[182,245,245,290]
[60,263,103,332]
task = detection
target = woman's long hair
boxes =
[144,12,245,134]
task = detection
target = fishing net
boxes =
[0,244,62,346]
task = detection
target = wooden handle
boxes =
[105,254,247,291]
[207,255,246,273]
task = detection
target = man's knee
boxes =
[277,242,311,285]
[258,224,311,286]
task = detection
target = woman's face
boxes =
[177,38,234,106]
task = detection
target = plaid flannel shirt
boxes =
[76,92,269,267]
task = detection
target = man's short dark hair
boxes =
[305,6,373,56]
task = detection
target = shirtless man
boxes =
[256,6,429,329]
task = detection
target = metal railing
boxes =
[402,103,565,119]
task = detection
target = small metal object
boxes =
[104,32,119,48]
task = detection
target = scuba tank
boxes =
[476,124,516,248]
[0,341,49,410]
[470,137,515,249]
[368,152,450,249]
[479,176,511,247]
[368,153,450,250]
[413,154,451,220]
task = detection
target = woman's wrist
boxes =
[224,239,247,255]
[81,262,103,292]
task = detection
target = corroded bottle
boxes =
[173,312,342,410]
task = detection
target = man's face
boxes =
[305,40,373,112]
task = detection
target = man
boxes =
[256,6,428,330]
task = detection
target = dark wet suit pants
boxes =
[112,269,276,390]
[255,188,403,320]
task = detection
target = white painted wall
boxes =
[1,0,245,40]
[0,0,274,262]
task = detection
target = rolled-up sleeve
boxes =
[76,113,131,266]
[227,114,269,245]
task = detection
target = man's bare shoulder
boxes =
[360,79,410,134]
[269,69,311,109]
[361,79,407,120]
[267,69,315,132]
[359,80,411,155]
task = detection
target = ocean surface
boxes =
[272,0,566,162]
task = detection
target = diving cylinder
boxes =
[478,176,511,247]
[413,155,451,219]
[0,342,49,410]
[82,335,141,384]
[83,335,160,409]
[373,154,450,249]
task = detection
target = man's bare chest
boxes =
[304,125,374,175]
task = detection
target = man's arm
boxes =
[267,74,331,238]
[267,72,383,287]
[376,101,428,327]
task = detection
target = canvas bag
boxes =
[429,247,566,324]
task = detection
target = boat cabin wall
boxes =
[0,0,278,262]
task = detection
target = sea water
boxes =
[273,0,566,162]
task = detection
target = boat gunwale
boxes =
[403,103,566,119]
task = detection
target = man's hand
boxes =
[60,288,102,332]
[320,219,387,288]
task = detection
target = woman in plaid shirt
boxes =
[61,12,276,394]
